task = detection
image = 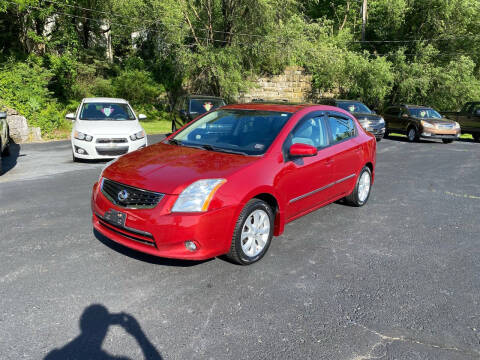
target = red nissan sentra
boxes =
[92,103,376,264]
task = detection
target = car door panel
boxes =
[277,113,336,220]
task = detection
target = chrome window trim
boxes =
[289,173,356,204]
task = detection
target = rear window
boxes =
[189,99,226,115]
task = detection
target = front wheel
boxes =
[227,199,274,265]
[407,127,418,142]
[345,166,372,207]
[442,139,453,144]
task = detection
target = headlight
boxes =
[378,117,385,124]
[421,120,435,129]
[453,122,460,129]
[74,131,93,141]
[171,179,226,212]
[130,130,146,141]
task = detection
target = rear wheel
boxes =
[227,199,274,265]
[407,127,418,142]
[442,139,453,144]
[345,166,372,207]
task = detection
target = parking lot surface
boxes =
[1,136,479,359]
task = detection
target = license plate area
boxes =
[103,209,126,227]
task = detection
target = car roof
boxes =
[222,103,326,113]
[83,97,129,104]
[187,95,225,100]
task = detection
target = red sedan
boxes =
[92,103,376,264]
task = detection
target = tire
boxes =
[442,139,453,144]
[345,166,372,207]
[407,127,418,142]
[227,199,274,265]
[72,151,78,163]
[384,129,390,138]
[376,137,382,142]
[473,133,480,142]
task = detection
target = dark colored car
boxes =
[0,111,10,175]
[92,103,376,265]
[172,95,226,132]
[318,99,385,141]
[443,102,480,142]
[383,105,461,143]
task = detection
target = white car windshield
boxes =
[169,109,291,155]
[79,103,136,121]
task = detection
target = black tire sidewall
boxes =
[233,200,274,264]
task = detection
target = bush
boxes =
[113,69,164,105]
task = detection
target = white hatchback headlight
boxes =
[130,130,146,141]
[172,179,226,212]
[74,130,93,141]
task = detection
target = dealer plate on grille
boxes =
[104,209,126,227]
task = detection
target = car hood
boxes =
[75,120,142,136]
[102,143,259,194]
[353,113,383,121]
[413,117,455,124]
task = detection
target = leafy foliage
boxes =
[2,0,480,134]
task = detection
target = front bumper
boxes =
[91,182,237,260]
[420,130,460,140]
[72,136,147,159]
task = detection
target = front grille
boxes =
[101,178,164,209]
[97,138,128,144]
[97,217,156,247]
[437,124,454,130]
[96,147,129,156]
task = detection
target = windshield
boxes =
[337,102,372,114]
[170,109,291,155]
[408,108,442,119]
[190,98,226,115]
[79,103,136,121]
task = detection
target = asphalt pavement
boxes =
[0,136,479,359]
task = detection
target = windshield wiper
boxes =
[201,145,248,155]
[168,139,181,145]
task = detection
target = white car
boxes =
[67,98,148,161]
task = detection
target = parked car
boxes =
[92,103,376,265]
[383,105,461,143]
[318,99,385,141]
[443,102,480,142]
[0,111,10,174]
[67,98,147,161]
[172,95,226,132]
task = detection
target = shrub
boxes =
[112,69,164,105]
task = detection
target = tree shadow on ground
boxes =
[44,304,162,360]
[93,229,212,267]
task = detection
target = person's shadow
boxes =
[44,304,162,360]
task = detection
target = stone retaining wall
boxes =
[239,66,313,103]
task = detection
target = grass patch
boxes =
[140,120,171,134]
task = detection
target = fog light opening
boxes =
[75,146,88,155]
[185,241,197,252]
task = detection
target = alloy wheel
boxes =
[240,209,271,257]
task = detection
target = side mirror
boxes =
[138,114,147,120]
[0,112,6,119]
[402,113,409,118]
[66,113,76,121]
[289,143,318,158]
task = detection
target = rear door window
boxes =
[327,115,356,143]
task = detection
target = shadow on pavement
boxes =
[44,304,162,360]
[1,140,22,175]
[93,229,212,267]
[385,135,447,144]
